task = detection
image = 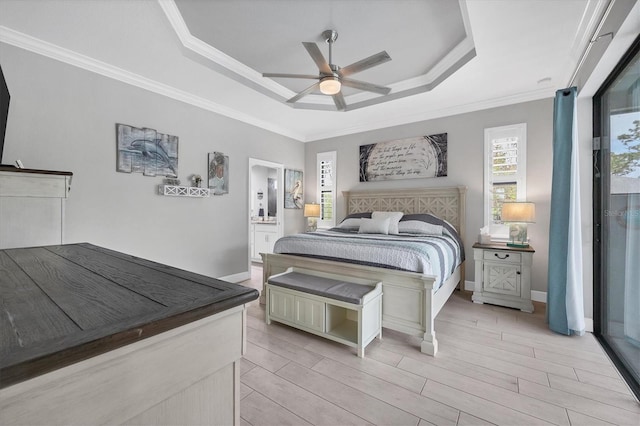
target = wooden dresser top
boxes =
[0,243,258,389]
[0,166,73,176]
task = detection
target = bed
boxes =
[261,186,466,355]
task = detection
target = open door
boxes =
[248,158,284,270]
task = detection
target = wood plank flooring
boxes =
[239,265,639,425]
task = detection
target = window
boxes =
[316,151,336,229]
[484,123,527,239]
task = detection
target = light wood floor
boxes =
[239,265,639,426]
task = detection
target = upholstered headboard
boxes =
[342,186,467,244]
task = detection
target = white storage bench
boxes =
[265,267,382,357]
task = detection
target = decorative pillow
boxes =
[336,218,363,230]
[398,220,443,235]
[358,217,390,234]
[372,211,403,234]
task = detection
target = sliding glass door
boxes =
[593,35,640,400]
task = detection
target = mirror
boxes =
[251,165,277,219]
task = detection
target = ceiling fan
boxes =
[262,30,392,111]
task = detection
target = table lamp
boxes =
[303,203,321,232]
[501,201,535,247]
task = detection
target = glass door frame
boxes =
[592,33,640,401]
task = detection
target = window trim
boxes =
[316,151,337,229]
[484,123,527,240]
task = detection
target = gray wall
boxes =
[2,44,305,279]
[304,98,554,292]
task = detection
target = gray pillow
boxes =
[398,220,443,235]
[358,217,390,234]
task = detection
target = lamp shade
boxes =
[501,202,535,223]
[303,203,321,218]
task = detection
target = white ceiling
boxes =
[0,0,609,142]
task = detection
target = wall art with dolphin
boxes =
[116,123,178,177]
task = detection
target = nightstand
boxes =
[472,243,535,313]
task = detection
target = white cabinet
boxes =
[0,168,72,249]
[252,223,277,262]
[472,243,534,313]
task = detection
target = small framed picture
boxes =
[284,169,303,209]
[208,152,229,195]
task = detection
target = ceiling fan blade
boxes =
[287,82,320,103]
[262,73,319,80]
[339,51,391,77]
[302,42,332,74]
[341,78,391,95]
[333,92,347,111]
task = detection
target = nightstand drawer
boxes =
[483,250,521,264]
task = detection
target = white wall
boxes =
[304,98,554,292]
[1,43,305,280]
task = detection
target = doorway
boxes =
[248,158,284,269]
[593,34,640,400]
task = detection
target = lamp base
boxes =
[507,223,529,248]
[306,217,318,232]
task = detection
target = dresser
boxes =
[0,167,72,249]
[0,243,258,425]
[472,243,535,313]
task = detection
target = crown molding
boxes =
[0,25,306,142]
[0,24,557,144]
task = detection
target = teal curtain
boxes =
[547,87,585,336]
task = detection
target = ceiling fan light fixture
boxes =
[319,76,341,95]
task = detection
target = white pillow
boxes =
[337,218,363,229]
[372,211,403,234]
[398,220,443,235]
[358,217,390,234]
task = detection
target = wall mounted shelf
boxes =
[158,185,210,198]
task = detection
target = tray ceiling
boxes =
[172,0,474,111]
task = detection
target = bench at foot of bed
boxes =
[265,267,382,358]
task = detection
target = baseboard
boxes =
[465,281,548,304]
[217,271,251,283]
[464,280,475,291]
[584,318,594,333]
[531,290,546,303]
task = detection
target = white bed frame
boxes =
[261,186,466,355]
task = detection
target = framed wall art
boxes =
[359,133,447,182]
[116,123,178,177]
[208,151,229,195]
[284,169,303,209]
